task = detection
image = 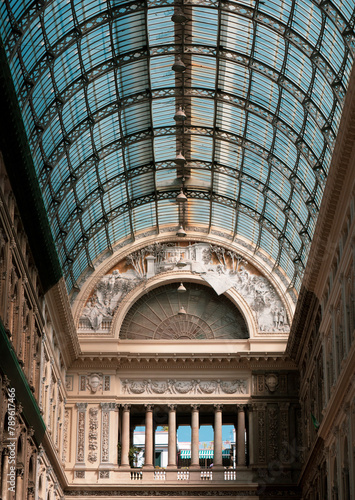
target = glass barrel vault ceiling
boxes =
[0,0,354,295]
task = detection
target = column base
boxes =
[189,464,200,470]
[142,464,154,470]
[166,464,177,469]
[119,464,131,469]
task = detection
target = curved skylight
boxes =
[0,0,354,294]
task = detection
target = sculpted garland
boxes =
[79,242,289,335]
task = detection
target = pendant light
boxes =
[172,57,186,73]
[176,225,187,237]
[176,188,187,203]
[177,283,187,293]
[175,152,186,165]
[171,9,188,24]
[174,106,186,121]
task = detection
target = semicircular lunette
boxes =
[119,282,249,340]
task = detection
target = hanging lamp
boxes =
[176,225,187,237]
[177,283,187,293]
[176,188,187,203]
[174,106,186,121]
[175,152,186,165]
[172,57,186,73]
[171,9,188,24]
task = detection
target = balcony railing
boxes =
[125,468,245,483]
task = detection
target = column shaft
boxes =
[237,406,246,466]
[168,405,177,468]
[191,406,200,468]
[214,405,223,467]
[144,405,154,468]
[248,406,254,465]
[15,470,23,500]
[1,452,9,500]
[121,405,130,467]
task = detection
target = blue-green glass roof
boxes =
[0,0,354,294]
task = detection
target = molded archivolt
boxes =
[119,282,249,341]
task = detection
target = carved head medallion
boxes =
[265,373,279,393]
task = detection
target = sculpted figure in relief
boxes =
[122,379,248,395]
[79,242,289,334]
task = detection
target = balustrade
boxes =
[130,471,143,480]
[154,470,166,480]
[224,470,236,480]
[177,471,189,480]
[201,470,213,480]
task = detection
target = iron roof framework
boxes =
[0,0,354,294]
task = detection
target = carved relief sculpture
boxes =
[265,373,279,393]
[76,403,87,463]
[122,379,248,395]
[78,242,289,335]
[88,408,98,463]
[62,409,69,463]
[101,410,109,463]
[87,374,103,394]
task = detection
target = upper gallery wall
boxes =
[0,0,354,304]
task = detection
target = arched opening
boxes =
[120,282,249,341]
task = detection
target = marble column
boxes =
[121,404,131,468]
[15,469,24,500]
[1,448,9,500]
[191,405,200,469]
[248,405,255,466]
[167,405,177,468]
[214,404,223,467]
[237,405,246,466]
[144,404,154,468]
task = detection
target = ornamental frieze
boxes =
[122,378,248,395]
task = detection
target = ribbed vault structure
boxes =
[0,0,354,295]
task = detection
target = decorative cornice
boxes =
[287,61,355,362]
[45,278,81,366]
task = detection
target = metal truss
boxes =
[0,0,354,293]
